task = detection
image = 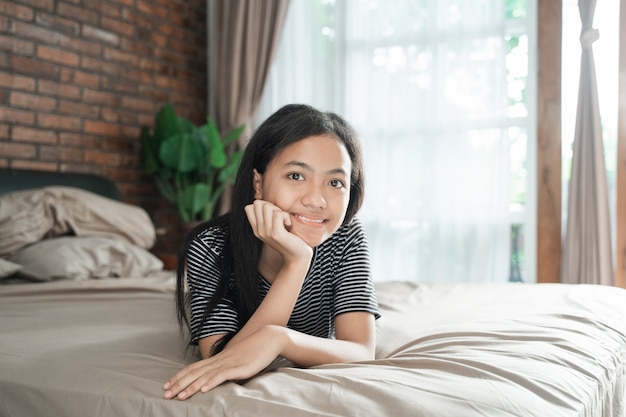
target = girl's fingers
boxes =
[246,200,289,239]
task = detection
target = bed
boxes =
[1,168,625,417]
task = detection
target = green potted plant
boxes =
[140,103,244,223]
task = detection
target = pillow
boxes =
[0,186,156,257]
[10,236,163,282]
[0,258,21,279]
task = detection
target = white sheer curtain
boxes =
[256,0,528,283]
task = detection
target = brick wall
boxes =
[0,0,208,267]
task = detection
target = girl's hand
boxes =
[163,325,285,400]
[244,200,313,264]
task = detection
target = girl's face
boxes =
[253,134,352,247]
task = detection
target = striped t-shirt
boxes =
[186,218,380,344]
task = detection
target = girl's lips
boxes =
[292,213,327,224]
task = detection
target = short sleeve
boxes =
[186,230,238,344]
[332,220,380,320]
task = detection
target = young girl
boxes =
[163,104,380,401]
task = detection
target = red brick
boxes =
[38,113,82,131]
[0,2,34,21]
[122,125,140,139]
[83,88,119,106]
[13,21,59,45]
[37,45,80,67]
[119,38,153,56]
[59,68,100,89]
[103,136,134,152]
[82,0,122,18]
[138,86,167,102]
[121,67,153,84]
[100,107,121,123]
[10,92,57,111]
[102,77,136,94]
[35,12,80,36]
[0,124,9,139]
[0,34,35,55]
[102,16,135,37]
[82,25,119,45]
[80,56,119,76]
[12,126,58,144]
[103,47,140,66]
[84,120,121,136]
[57,3,98,25]
[84,149,121,165]
[38,79,81,99]
[59,34,102,56]
[12,55,60,79]
[59,132,101,147]
[155,75,186,90]
[121,9,156,31]
[0,142,37,158]
[11,160,58,171]
[58,99,99,118]
[136,29,167,47]
[0,106,35,124]
[14,0,54,13]
[40,145,84,162]
[121,96,154,112]
[0,72,36,91]
[137,1,168,19]
[119,111,139,125]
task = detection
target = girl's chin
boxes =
[296,232,333,248]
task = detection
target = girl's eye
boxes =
[330,179,345,188]
[288,173,304,181]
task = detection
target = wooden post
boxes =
[536,0,562,283]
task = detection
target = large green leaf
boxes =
[199,121,227,168]
[154,103,179,144]
[218,150,243,183]
[223,124,245,146]
[179,184,211,222]
[159,133,201,173]
[155,174,176,203]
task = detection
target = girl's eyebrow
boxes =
[284,161,348,176]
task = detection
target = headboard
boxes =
[0,169,122,200]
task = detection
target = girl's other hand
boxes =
[163,325,285,400]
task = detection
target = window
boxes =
[257,0,536,283]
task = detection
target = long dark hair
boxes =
[175,104,365,353]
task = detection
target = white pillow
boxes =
[0,258,21,279]
[0,186,156,257]
[10,236,163,282]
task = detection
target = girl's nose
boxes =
[302,184,327,208]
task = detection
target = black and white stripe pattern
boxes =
[187,218,380,344]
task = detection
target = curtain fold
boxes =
[208,0,290,213]
[208,0,290,135]
[561,0,614,285]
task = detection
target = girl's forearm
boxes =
[276,325,375,366]
[226,262,309,348]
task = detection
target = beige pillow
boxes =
[0,186,156,257]
[0,258,21,279]
[10,236,163,282]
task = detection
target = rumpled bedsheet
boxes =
[0,279,625,417]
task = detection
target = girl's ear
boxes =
[252,169,262,199]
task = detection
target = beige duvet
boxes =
[1,276,625,417]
